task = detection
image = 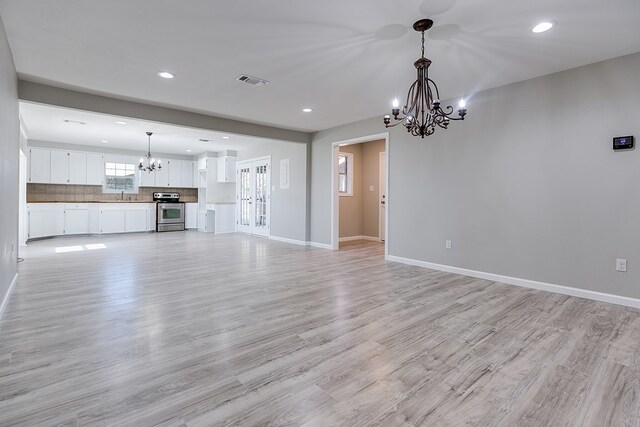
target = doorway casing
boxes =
[330,132,389,258]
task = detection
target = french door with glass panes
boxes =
[236,158,270,237]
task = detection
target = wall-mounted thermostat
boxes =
[613,135,634,150]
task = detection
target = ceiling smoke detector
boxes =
[236,74,270,87]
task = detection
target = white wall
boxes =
[311,52,640,300]
[238,140,307,242]
[0,15,19,310]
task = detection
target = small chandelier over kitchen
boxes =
[383,19,467,138]
[138,132,161,173]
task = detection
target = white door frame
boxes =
[331,132,389,258]
[379,151,386,242]
[236,155,271,237]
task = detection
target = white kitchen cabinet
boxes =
[27,204,64,239]
[180,160,193,188]
[64,204,90,235]
[100,209,125,234]
[185,203,198,229]
[217,156,237,183]
[197,157,207,171]
[125,209,148,232]
[50,150,69,184]
[68,152,87,184]
[192,161,198,188]
[148,204,156,231]
[86,153,104,185]
[168,160,181,187]
[155,160,170,187]
[89,206,100,234]
[197,210,209,232]
[139,169,155,187]
[29,148,51,183]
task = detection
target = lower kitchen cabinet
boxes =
[125,208,148,232]
[27,204,64,239]
[64,204,90,235]
[185,203,198,229]
[100,209,125,234]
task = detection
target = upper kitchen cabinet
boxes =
[28,147,51,183]
[217,156,237,183]
[168,160,181,187]
[50,150,69,184]
[155,160,170,187]
[139,168,155,187]
[29,147,104,185]
[86,153,104,185]
[180,160,194,188]
[68,152,87,184]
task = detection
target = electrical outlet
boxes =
[445,240,452,249]
[616,259,627,272]
[86,194,93,200]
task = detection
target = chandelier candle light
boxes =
[139,131,162,173]
[383,19,467,138]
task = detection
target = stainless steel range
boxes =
[154,192,185,232]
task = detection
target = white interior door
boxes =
[379,151,386,242]
[236,158,270,236]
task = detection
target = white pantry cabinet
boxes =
[185,203,198,229]
[217,156,237,183]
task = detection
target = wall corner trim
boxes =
[0,273,18,323]
[386,255,640,309]
[308,241,333,250]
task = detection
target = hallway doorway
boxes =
[330,132,389,256]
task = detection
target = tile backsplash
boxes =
[27,184,198,203]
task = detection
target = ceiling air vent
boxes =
[236,74,270,87]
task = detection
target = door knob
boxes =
[381,201,386,205]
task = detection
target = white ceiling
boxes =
[20,102,268,155]
[2,0,640,133]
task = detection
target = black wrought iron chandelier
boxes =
[383,19,467,138]
[138,132,162,173]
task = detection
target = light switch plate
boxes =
[369,185,375,192]
[616,258,627,272]
[446,240,452,249]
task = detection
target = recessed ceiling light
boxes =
[532,21,555,33]
[101,140,109,143]
[302,108,313,113]
[115,121,127,125]
[222,136,230,139]
[157,71,175,79]
[186,149,192,152]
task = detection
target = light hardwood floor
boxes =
[1,232,640,426]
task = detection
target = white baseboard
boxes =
[339,235,380,242]
[269,235,308,246]
[308,241,333,250]
[386,255,640,309]
[0,273,18,323]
